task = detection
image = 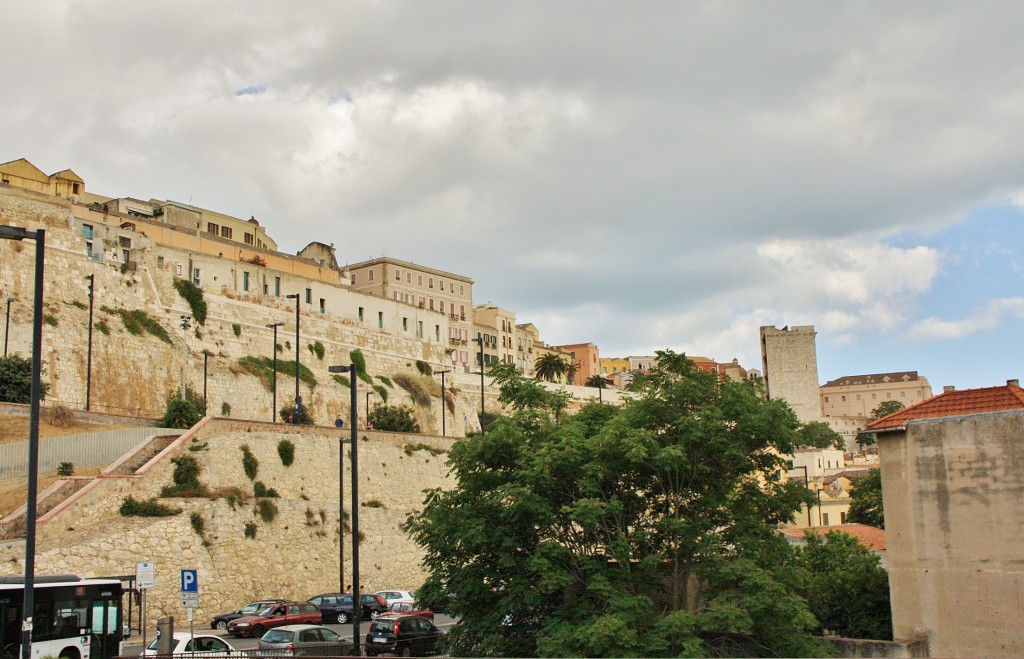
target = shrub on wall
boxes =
[240,444,259,480]
[173,278,208,325]
[161,398,201,429]
[237,356,318,392]
[119,496,181,517]
[56,462,75,476]
[277,440,295,466]
[309,341,325,361]
[256,499,278,523]
[253,481,279,498]
[232,323,242,337]
[162,455,207,497]
[0,355,51,404]
[44,404,76,428]
[373,384,389,404]
[244,522,257,539]
[279,402,314,425]
[368,405,421,433]
[393,373,439,406]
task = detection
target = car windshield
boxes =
[240,603,261,614]
[261,629,293,643]
[369,621,394,634]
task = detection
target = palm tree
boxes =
[534,353,569,383]
[584,374,608,389]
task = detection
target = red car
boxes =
[388,601,434,622]
[226,601,321,637]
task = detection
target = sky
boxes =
[3,2,1022,391]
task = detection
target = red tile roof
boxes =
[866,383,1024,431]
[781,523,887,551]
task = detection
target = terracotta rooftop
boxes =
[781,523,887,551]
[866,381,1024,431]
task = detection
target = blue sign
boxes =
[180,569,198,593]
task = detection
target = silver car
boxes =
[257,624,353,657]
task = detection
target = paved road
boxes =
[122,615,457,656]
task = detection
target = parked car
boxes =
[256,624,354,656]
[388,601,434,622]
[210,599,286,630]
[143,632,240,656]
[365,614,445,657]
[375,589,416,607]
[306,593,388,624]
[227,601,321,638]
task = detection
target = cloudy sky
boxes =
[4,2,1022,390]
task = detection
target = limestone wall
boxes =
[0,419,455,628]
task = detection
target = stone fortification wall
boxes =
[0,187,485,434]
[0,418,456,626]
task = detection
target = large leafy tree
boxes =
[407,351,828,657]
[870,400,905,421]
[794,530,892,640]
[795,421,846,450]
[0,354,50,404]
[584,374,609,389]
[846,468,884,529]
[533,352,569,383]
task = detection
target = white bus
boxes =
[0,575,123,659]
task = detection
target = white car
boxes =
[143,632,241,657]
[374,589,416,606]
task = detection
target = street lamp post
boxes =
[436,370,451,436]
[328,364,360,653]
[789,465,813,527]
[0,224,46,659]
[286,294,301,422]
[4,296,13,356]
[85,275,95,410]
[179,316,191,400]
[266,322,285,422]
[474,336,485,432]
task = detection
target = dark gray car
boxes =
[257,624,354,657]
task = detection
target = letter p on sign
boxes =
[180,569,198,593]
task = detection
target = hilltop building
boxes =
[759,325,821,423]
[820,371,934,450]
[555,342,600,385]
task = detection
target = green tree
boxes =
[794,530,892,640]
[795,421,846,450]
[368,404,421,433]
[584,374,609,389]
[161,384,207,429]
[0,354,50,404]
[279,401,314,425]
[533,352,569,383]
[870,400,905,421]
[488,362,570,418]
[406,350,827,658]
[846,468,885,529]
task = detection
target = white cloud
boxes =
[902,298,1024,342]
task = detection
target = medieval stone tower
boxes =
[759,325,821,423]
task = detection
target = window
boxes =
[395,269,401,281]
[460,304,466,317]
[319,298,325,313]
[841,395,846,402]
[440,279,445,290]
[435,325,440,341]
[824,396,829,402]
[417,320,423,338]
[460,284,464,295]
[305,288,312,304]
[394,292,402,301]
[275,277,281,296]
[243,271,250,291]
[351,273,356,284]
[440,301,445,313]
[358,307,364,322]
[369,270,374,282]
[176,264,183,276]
[429,298,434,310]
[450,282,455,292]
[872,393,876,399]
[221,226,233,239]
[406,293,413,304]
[429,278,434,288]
[840,512,847,524]
[407,273,411,283]
[244,232,254,245]
[822,512,830,526]
[403,317,408,331]
[157,256,164,269]
[207,222,219,235]
[193,267,201,285]
[377,311,383,329]
[72,182,80,194]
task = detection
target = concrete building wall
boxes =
[822,373,933,419]
[879,410,1024,657]
[760,325,821,423]
[556,342,600,385]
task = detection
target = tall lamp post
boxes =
[0,224,46,659]
[328,364,360,652]
[85,275,95,410]
[4,296,14,356]
[285,294,301,422]
[473,336,485,432]
[436,370,451,436]
[179,315,191,400]
[266,322,284,421]
[789,465,813,527]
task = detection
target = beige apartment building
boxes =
[821,371,933,450]
[0,158,85,200]
[474,304,517,368]
[514,323,541,377]
[347,257,475,372]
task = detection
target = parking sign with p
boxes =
[180,569,197,593]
